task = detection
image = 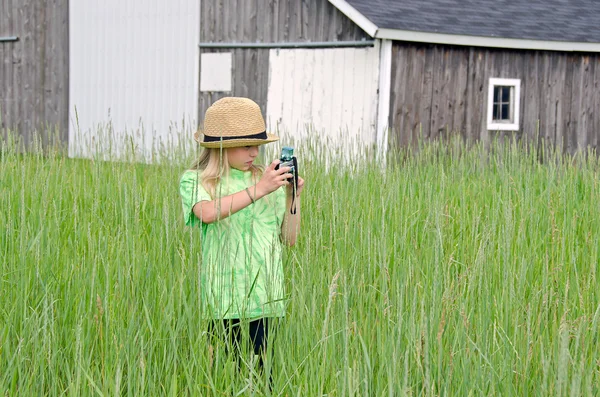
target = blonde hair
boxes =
[190,148,263,199]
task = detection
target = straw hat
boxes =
[194,97,279,148]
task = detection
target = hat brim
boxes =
[195,132,280,148]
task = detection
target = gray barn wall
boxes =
[0,0,69,149]
[390,43,600,153]
[198,0,369,125]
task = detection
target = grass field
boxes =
[1,136,599,396]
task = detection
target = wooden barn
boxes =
[1,0,599,158]
[342,0,600,153]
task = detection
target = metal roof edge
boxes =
[376,28,600,53]
[327,0,378,37]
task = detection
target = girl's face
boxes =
[226,146,259,171]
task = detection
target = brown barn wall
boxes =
[390,43,600,153]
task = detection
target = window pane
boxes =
[501,86,510,102]
[494,86,501,104]
[501,104,510,120]
[493,102,499,119]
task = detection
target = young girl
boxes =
[179,97,304,387]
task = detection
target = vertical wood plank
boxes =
[419,45,435,144]
[330,48,345,136]
[279,0,289,42]
[366,40,380,143]
[430,45,447,141]
[288,0,302,41]
[591,56,600,150]
[522,51,541,144]
[560,55,574,153]
[577,55,593,151]
[389,45,407,146]
[265,48,285,130]
[280,49,295,134]
[352,47,367,140]
[569,56,582,152]
[215,0,223,42]
[452,49,469,140]
[320,47,336,135]
[551,52,562,149]
[299,48,314,136]
[309,48,325,132]
[407,45,426,145]
[538,52,551,145]
[314,0,326,42]
[473,49,488,145]
[401,45,417,144]
[388,44,401,146]
[465,48,475,142]
[270,0,279,42]
[301,0,309,42]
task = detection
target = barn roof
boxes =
[330,0,600,52]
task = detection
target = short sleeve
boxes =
[179,171,211,227]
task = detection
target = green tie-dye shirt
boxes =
[179,168,287,319]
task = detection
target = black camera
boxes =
[274,146,298,190]
[275,146,299,214]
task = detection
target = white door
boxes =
[266,43,380,156]
[69,0,199,160]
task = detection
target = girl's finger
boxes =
[276,166,291,175]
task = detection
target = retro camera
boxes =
[275,146,298,190]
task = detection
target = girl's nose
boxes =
[249,146,259,157]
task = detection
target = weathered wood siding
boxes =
[198,0,370,121]
[390,43,600,153]
[0,0,68,148]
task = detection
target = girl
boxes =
[179,97,304,388]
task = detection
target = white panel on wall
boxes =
[200,53,232,92]
[69,0,200,160]
[266,44,380,157]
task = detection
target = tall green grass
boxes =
[1,134,599,396]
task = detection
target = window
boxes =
[487,78,520,131]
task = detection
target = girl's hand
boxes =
[255,160,292,196]
[288,176,305,197]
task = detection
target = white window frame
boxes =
[487,78,521,131]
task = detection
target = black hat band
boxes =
[203,131,267,142]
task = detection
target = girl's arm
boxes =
[281,177,304,246]
[193,187,263,224]
[192,160,292,224]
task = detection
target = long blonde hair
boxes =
[190,148,263,199]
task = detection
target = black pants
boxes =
[208,318,275,385]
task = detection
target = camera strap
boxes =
[290,156,299,215]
